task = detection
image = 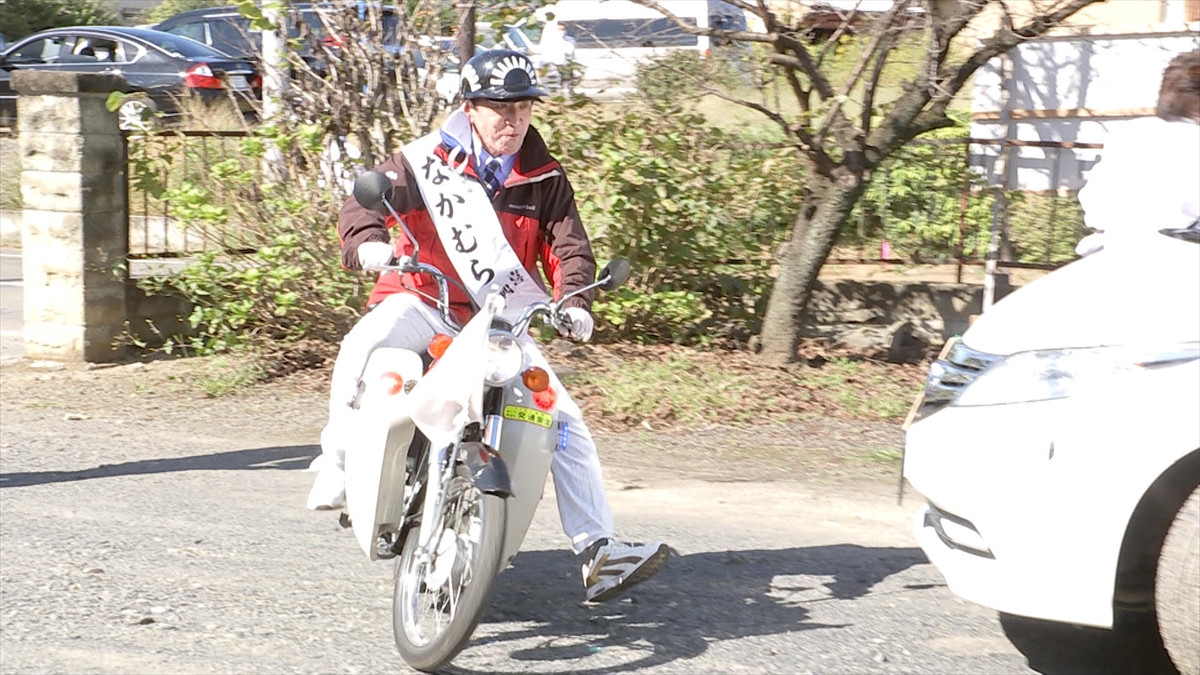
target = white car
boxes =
[903,229,1200,675]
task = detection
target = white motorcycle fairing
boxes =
[343,347,425,559]
[342,292,563,570]
[344,297,495,560]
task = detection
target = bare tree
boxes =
[630,0,1100,366]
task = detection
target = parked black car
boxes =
[150,4,459,100]
[150,3,403,67]
[0,26,260,129]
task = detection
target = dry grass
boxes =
[554,341,926,432]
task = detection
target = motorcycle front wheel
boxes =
[392,471,507,672]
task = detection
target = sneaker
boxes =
[581,538,669,603]
[306,464,346,510]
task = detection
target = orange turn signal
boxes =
[428,333,453,360]
[522,367,550,392]
[380,371,404,396]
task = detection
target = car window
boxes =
[505,27,533,52]
[164,22,207,45]
[7,36,67,64]
[114,40,141,64]
[564,18,700,49]
[139,29,235,59]
[70,36,121,63]
[209,18,257,55]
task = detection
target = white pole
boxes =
[261,5,287,181]
[983,52,1013,313]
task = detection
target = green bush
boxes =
[127,129,367,357]
[838,115,1083,265]
[0,0,116,40]
[1006,192,1086,266]
[537,97,802,344]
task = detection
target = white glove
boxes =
[356,241,393,269]
[563,306,594,342]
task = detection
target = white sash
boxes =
[401,132,550,320]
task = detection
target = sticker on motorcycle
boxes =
[503,405,553,428]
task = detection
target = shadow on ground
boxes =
[1000,611,1179,675]
[0,445,319,489]
[446,544,926,674]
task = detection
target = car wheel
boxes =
[118,98,157,132]
[1156,486,1199,675]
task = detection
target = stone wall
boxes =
[802,277,1016,362]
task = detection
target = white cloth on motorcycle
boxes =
[401,126,549,321]
[404,294,504,451]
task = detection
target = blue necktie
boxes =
[480,158,502,197]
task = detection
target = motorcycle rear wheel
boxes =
[392,473,506,672]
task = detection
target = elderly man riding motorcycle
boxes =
[306,49,669,603]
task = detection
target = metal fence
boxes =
[125,129,253,258]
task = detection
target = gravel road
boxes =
[0,359,1178,674]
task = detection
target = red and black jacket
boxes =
[337,125,597,326]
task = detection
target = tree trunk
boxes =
[759,175,867,366]
[457,1,476,64]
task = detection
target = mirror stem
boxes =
[381,198,419,265]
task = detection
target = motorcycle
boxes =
[340,170,630,672]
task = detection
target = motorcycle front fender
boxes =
[459,441,512,497]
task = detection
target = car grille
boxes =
[915,338,1002,421]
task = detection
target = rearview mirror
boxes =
[352,170,394,214]
[598,258,631,292]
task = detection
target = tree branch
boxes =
[939,0,1102,104]
[625,0,774,44]
[868,0,1099,160]
[698,86,829,165]
[815,0,911,142]
[860,34,896,137]
[625,0,842,108]
[814,6,860,67]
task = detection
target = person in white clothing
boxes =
[1076,49,1200,256]
[306,50,669,603]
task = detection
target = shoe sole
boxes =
[587,543,670,603]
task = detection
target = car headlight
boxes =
[954,343,1200,407]
[483,330,527,386]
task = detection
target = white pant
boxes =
[317,292,615,554]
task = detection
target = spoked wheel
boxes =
[393,472,506,672]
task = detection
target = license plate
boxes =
[229,75,250,90]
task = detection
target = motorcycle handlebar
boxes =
[361,260,620,339]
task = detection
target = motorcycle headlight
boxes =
[954,343,1200,407]
[483,330,527,386]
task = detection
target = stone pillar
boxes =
[14,71,129,362]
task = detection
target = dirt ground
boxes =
[0,344,914,489]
